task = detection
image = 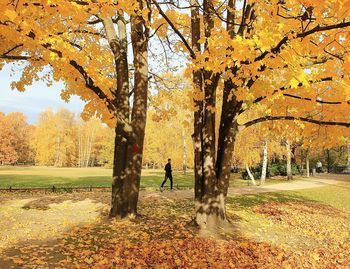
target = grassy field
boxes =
[0,166,193,189]
[0,166,292,189]
[227,180,350,212]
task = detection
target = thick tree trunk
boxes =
[195,75,221,229]
[286,140,292,180]
[246,164,256,185]
[106,12,134,217]
[110,124,135,217]
[195,85,240,230]
[191,0,204,201]
[260,140,267,185]
[104,8,149,218]
[194,0,226,231]
[192,0,243,232]
[127,10,149,215]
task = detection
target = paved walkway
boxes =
[228,175,348,195]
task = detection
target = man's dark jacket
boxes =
[164,163,172,175]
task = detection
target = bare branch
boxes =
[0,55,31,60]
[152,0,196,59]
[2,44,24,55]
[238,76,340,115]
[253,21,350,63]
[241,115,350,130]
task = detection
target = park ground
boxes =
[0,168,349,268]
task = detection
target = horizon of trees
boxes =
[1,107,350,176]
[0,107,196,170]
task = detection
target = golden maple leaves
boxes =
[1,0,350,152]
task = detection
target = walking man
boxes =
[160,158,173,192]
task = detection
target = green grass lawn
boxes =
[0,167,194,189]
[0,166,296,189]
[227,180,350,212]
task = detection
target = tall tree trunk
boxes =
[286,140,292,180]
[192,0,242,232]
[85,127,95,167]
[347,140,350,168]
[77,125,82,167]
[306,154,310,177]
[190,0,204,202]
[326,149,331,173]
[103,14,136,218]
[182,128,187,175]
[103,6,150,218]
[246,164,256,185]
[126,8,150,215]
[83,129,89,167]
[260,140,268,185]
[194,0,223,230]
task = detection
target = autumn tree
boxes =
[33,108,77,167]
[0,0,153,218]
[144,75,194,171]
[0,112,33,164]
[97,127,115,167]
[154,0,350,231]
[77,117,106,167]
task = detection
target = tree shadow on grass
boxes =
[0,195,246,268]
[1,193,350,268]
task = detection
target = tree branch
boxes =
[283,93,342,105]
[69,60,116,112]
[241,76,336,113]
[253,21,350,63]
[152,0,196,59]
[0,55,31,60]
[2,44,24,55]
[241,115,350,130]
[0,26,116,114]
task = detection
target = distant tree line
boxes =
[2,107,350,173]
[0,108,194,170]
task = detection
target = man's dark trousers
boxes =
[161,173,173,190]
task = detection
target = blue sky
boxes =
[0,64,86,124]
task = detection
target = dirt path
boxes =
[152,174,350,200]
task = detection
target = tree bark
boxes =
[194,0,224,230]
[127,8,150,215]
[190,0,204,202]
[347,140,350,168]
[246,164,256,185]
[306,154,310,177]
[192,0,243,232]
[103,13,133,217]
[326,149,331,173]
[260,140,267,185]
[182,128,187,175]
[286,140,292,180]
[103,7,150,218]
